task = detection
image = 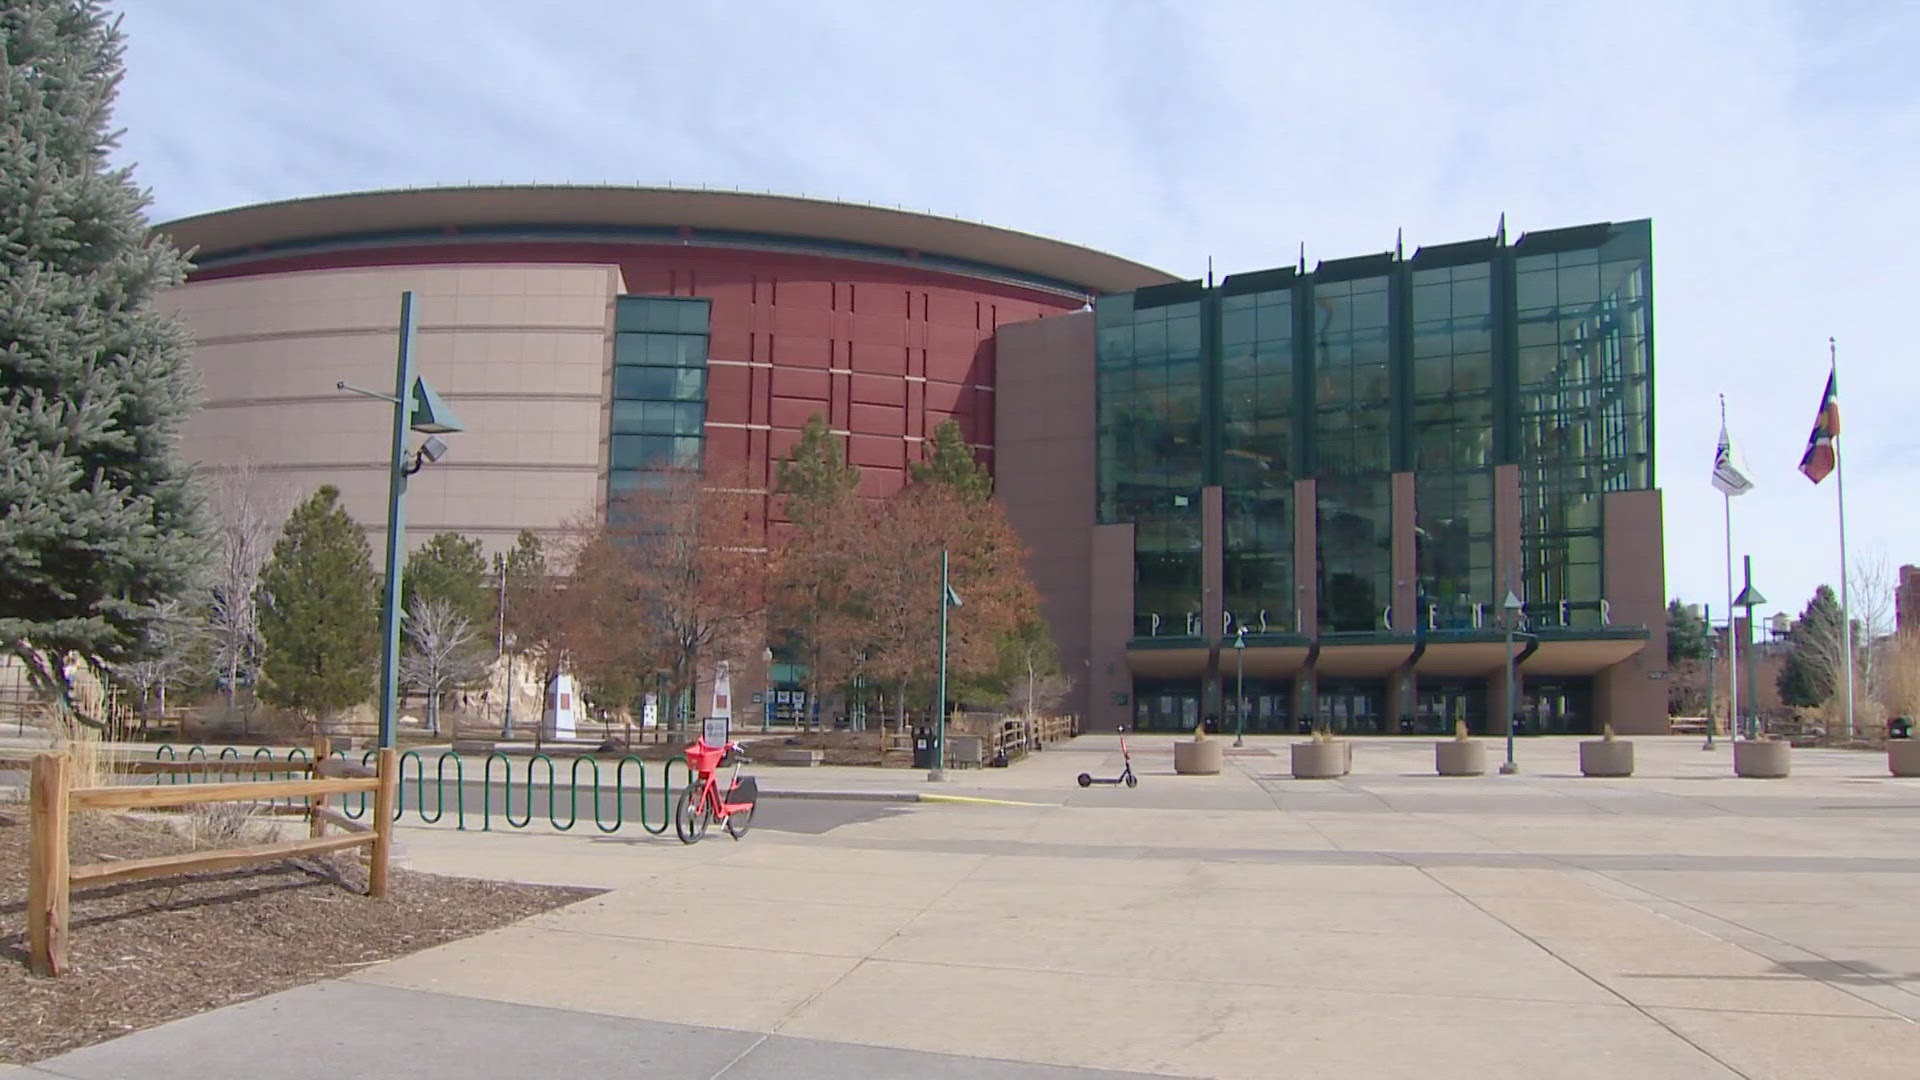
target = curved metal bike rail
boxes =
[149,744,688,834]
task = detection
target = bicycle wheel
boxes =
[673,784,711,844]
[724,799,756,839]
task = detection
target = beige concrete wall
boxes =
[1089,523,1136,731]
[1599,487,1669,735]
[993,312,1097,723]
[165,263,621,553]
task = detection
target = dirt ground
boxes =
[0,807,594,1064]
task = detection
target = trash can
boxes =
[912,728,934,769]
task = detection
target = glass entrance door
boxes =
[1223,679,1292,734]
[1316,681,1386,735]
[1415,681,1487,736]
[1134,679,1202,732]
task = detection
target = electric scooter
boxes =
[1077,726,1138,788]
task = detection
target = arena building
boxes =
[156,187,1666,734]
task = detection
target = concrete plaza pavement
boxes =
[16,734,1920,1078]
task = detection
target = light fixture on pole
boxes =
[1233,626,1247,748]
[1732,557,1766,741]
[1500,586,1524,775]
[335,291,464,749]
[929,548,962,782]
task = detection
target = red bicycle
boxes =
[674,739,759,843]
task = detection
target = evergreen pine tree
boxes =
[0,0,208,723]
[403,531,491,628]
[776,413,861,524]
[1778,585,1844,709]
[1666,599,1709,664]
[255,486,379,722]
[908,418,992,501]
[772,413,865,728]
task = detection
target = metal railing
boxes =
[147,744,690,835]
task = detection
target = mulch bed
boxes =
[0,806,595,1064]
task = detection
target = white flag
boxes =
[1712,423,1754,496]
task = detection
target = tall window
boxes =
[1311,274,1391,633]
[610,296,709,495]
[1411,260,1496,622]
[1097,293,1204,634]
[1221,285,1294,632]
[1513,226,1651,625]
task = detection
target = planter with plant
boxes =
[1173,719,1224,775]
[1290,726,1349,779]
[1435,719,1486,776]
[1733,734,1791,778]
[1579,723,1634,777]
[1889,737,1920,777]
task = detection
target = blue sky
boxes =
[112,0,1919,628]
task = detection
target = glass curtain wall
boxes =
[1513,225,1651,627]
[610,296,709,496]
[1410,259,1496,627]
[1220,281,1295,634]
[1312,273,1393,633]
[1097,293,1204,636]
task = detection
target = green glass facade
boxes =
[1095,220,1655,734]
[1097,288,1205,637]
[609,295,710,497]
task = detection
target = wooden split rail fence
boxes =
[19,738,396,977]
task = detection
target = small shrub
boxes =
[181,801,267,849]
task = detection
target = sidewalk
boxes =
[15,735,1920,1078]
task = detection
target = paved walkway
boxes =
[13,735,1920,1078]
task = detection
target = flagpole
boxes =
[1833,338,1854,740]
[1721,396,1739,741]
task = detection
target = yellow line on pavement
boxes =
[918,793,1053,807]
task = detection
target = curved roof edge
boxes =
[154,184,1180,297]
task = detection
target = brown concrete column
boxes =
[1487,663,1522,738]
[1294,478,1317,636]
[1598,488,1668,735]
[1089,523,1136,731]
[1391,472,1417,632]
[1494,463,1522,601]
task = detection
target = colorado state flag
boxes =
[1798,367,1840,484]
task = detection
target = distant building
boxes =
[1898,565,1920,635]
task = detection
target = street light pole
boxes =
[929,548,961,782]
[374,293,419,750]
[1500,584,1524,775]
[1233,627,1247,748]
[1733,556,1766,740]
[339,291,463,750]
[1702,602,1716,750]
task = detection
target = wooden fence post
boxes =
[368,747,397,899]
[28,753,72,977]
[308,736,332,839]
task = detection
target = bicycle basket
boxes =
[684,741,726,775]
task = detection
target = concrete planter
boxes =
[1579,739,1634,778]
[1435,740,1486,776]
[1173,738,1224,776]
[1888,740,1920,777]
[1290,741,1348,779]
[1733,738,1791,779]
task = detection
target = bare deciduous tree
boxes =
[399,596,489,736]
[107,598,209,727]
[1850,548,1896,716]
[204,465,295,728]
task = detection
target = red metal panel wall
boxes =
[186,240,1074,516]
